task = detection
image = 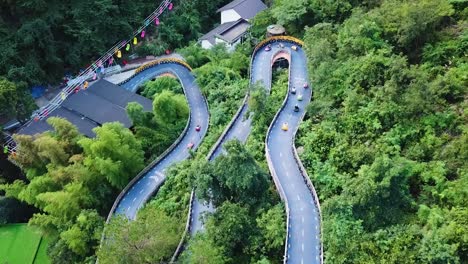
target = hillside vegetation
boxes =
[253,0,468,262]
[0,0,466,263]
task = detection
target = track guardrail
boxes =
[106,65,193,222]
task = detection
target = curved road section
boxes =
[108,61,209,220]
[264,41,321,264]
[188,41,276,235]
[188,38,321,264]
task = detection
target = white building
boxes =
[200,0,267,50]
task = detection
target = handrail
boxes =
[170,189,195,263]
[170,37,313,263]
[291,119,323,263]
[169,70,211,262]
[264,43,323,263]
[264,48,293,263]
[171,37,263,261]
[118,58,193,86]
[254,36,304,55]
[136,58,193,73]
[106,65,193,223]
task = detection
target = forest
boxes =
[1,0,467,263]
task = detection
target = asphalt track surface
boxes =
[188,41,321,264]
[265,44,321,264]
[112,63,209,219]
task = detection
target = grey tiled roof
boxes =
[217,0,267,20]
[17,79,152,138]
[18,107,98,138]
[62,90,133,127]
[216,20,250,43]
[200,19,250,45]
[87,79,153,112]
[200,20,238,45]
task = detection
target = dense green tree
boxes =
[205,202,255,261]
[256,204,286,255]
[295,0,467,262]
[140,76,183,99]
[178,43,210,68]
[60,209,104,257]
[126,102,155,128]
[152,90,189,129]
[271,0,309,33]
[250,9,276,40]
[0,77,19,120]
[97,205,182,263]
[79,122,144,189]
[195,140,270,207]
[0,77,36,121]
[181,234,227,264]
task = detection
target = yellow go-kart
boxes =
[281,122,289,131]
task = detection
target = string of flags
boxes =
[5,0,176,156]
[33,1,174,122]
[114,4,170,74]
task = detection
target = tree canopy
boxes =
[97,205,183,264]
[293,0,467,262]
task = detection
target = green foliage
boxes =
[205,202,255,260]
[140,76,183,99]
[126,102,172,161]
[177,43,210,68]
[195,140,270,207]
[97,204,183,263]
[79,122,145,189]
[370,0,454,56]
[256,204,286,255]
[250,9,277,40]
[293,0,468,262]
[0,77,36,121]
[185,139,285,263]
[152,90,189,128]
[11,117,84,173]
[181,233,227,264]
[247,69,288,164]
[127,84,189,163]
[126,102,151,128]
[0,118,124,263]
[60,210,103,256]
[269,0,371,36]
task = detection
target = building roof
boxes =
[18,107,98,138]
[216,20,250,43]
[200,20,238,45]
[217,0,267,20]
[200,19,249,45]
[17,79,153,137]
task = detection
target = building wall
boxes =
[201,40,213,49]
[215,37,225,45]
[227,38,241,52]
[221,9,241,24]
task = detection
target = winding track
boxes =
[265,41,322,264]
[107,60,209,220]
[186,38,322,263]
